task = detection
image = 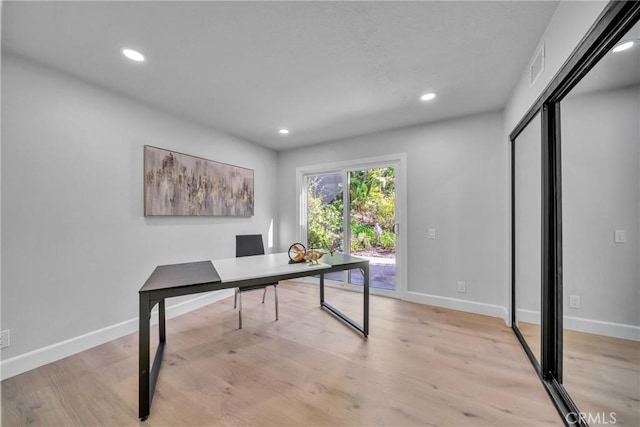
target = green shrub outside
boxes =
[307,167,396,255]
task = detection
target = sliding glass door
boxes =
[300,156,404,297]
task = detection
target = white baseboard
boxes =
[406,291,509,325]
[564,315,640,342]
[0,289,234,381]
[515,308,541,325]
[515,309,640,341]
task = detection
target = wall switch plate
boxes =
[614,230,626,243]
[569,295,581,309]
[0,330,10,349]
[457,281,466,293]
[428,228,436,239]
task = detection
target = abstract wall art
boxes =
[144,145,254,216]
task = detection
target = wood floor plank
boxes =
[2,281,562,426]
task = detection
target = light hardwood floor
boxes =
[515,321,541,366]
[517,321,640,426]
[564,329,639,427]
[2,282,562,426]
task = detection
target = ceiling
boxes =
[2,1,560,151]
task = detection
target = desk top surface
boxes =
[140,260,220,293]
[140,252,368,293]
[213,253,329,282]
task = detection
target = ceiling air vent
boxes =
[530,43,545,87]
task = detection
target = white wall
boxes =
[0,53,279,377]
[561,85,640,333]
[504,1,608,131]
[278,112,508,320]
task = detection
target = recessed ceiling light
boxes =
[121,48,145,62]
[612,40,635,53]
[279,129,290,135]
[420,92,437,101]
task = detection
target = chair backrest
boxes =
[236,234,265,258]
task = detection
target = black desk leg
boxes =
[363,264,369,337]
[320,273,325,304]
[139,294,151,421]
[159,299,166,343]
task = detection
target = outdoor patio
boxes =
[325,255,396,291]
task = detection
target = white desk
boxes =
[212,253,330,282]
[138,252,369,421]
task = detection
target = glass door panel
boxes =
[560,23,640,426]
[305,172,344,282]
[513,112,542,367]
[348,168,396,291]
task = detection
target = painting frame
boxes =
[144,145,254,217]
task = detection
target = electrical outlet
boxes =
[428,228,436,239]
[0,330,10,349]
[457,281,466,293]
[614,230,626,243]
[569,295,581,309]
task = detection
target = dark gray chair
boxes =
[234,234,278,329]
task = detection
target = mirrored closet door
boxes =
[512,112,543,368]
[509,2,640,425]
[560,21,640,427]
